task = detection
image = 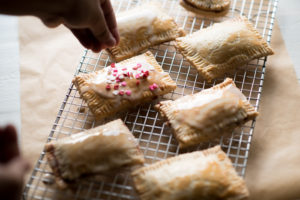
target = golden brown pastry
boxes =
[107,3,185,62]
[45,119,145,188]
[155,78,258,148]
[73,51,176,120]
[132,145,249,200]
[180,0,231,15]
[176,16,274,82]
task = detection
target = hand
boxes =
[40,0,120,52]
[0,125,30,200]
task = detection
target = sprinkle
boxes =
[125,90,131,96]
[152,83,158,89]
[133,66,138,70]
[112,91,118,95]
[116,79,121,83]
[137,63,142,68]
[119,90,124,96]
[114,84,119,90]
[143,70,149,78]
[127,72,130,77]
[149,83,158,91]
[122,67,127,71]
[113,73,117,76]
[121,81,127,87]
[136,80,140,86]
[106,84,111,90]
[111,63,115,68]
[135,74,140,79]
[113,69,118,73]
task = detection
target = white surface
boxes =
[277,0,300,82]
[0,0,300,136]
[0,15,21,134]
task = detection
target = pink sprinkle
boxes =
[149,85,154,91]
[121,81,127,87]
[114,84,119,90]
[135,74,140,79]
[116,79,121,83]
[125,90,131,96]
[111,63,115,68]
[152,83,158,89]
[113,73,117,76]
[137,63,142,68]
[119,90,124,96]
[136,80,140,86]
[122,67,127,71]
[113,69,118,72]
[133,66,138,70]
[106,84,111,90]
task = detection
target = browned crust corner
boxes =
[179,0,230,17]
[44,143,68,189]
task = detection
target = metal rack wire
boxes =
[23,0,279,199]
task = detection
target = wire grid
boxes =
[23,0,278,199]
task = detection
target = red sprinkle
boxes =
[125,90,131,96]
[113,73,117,76]
[122,67,127,71]
[111,63,115,68]
[121,81,127,87]
[127,72,130,77]
[119,90,124,96]
[114,84,119,90]
[113,69,118,72]
[133,66,138,70]
[106,84,111,90]
[136,80,140,86]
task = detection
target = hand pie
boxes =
[73,51,176,120]
[132,145,249,200]
[180,0,231,15]
[155,78,258,148]
[45,119,145,189]
[107,3,185,62]
[176,16,274,82]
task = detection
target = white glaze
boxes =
[175,83,246,110]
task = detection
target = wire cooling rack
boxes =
[23,0,278,199]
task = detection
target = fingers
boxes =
[0,125,20,163]
[70,28,94,50]
[100,0,120,44]
[89,4,116,52]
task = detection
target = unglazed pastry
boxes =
[107,3,185,62]
[176,16,274,82]
[180,0,231,15]
[73,51,176,120]
[132,145,249,200]
[155,78,258,148]
[45,119,145,188]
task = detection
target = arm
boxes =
[0,0,120,52]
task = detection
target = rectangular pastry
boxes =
[180,0,231,15]
[107,3,185,62]
[45,119,145,188]
[73,51,176,120]
[132,145,249,200]
[175,16,274,82]
[155,78,258,148]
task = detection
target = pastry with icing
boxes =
[73,51,176,120]
[132,145,249,200]
[180,0,231,15]
[155,78,258,148]
[175,16,274,82]
[45,119,145,189]
[107,3,185,62]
